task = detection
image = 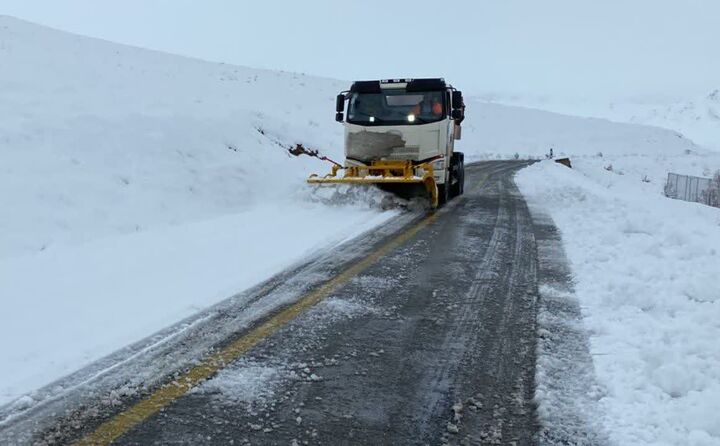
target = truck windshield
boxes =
[346,90,446,126]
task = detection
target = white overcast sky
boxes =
[2,0,718,98]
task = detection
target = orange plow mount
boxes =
[307,160,439,209]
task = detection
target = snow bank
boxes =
[0,205,394,406]
[0,16,395,407]
[464,91,720,444]
[517,157,720,445]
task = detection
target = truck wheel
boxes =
[457,152,465,195]
[438,182,450,206]
[450,152,464,197]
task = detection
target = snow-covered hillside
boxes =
[0,15,354,258]
[461,99,700,160]
[600,91,720,151]
[474,91,720,152]
[0,16,397,408]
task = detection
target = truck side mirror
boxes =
[336,112,344,122]
[452,91,463,110]
[451,109,464,120]
[336,94,345,112]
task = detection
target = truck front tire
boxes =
[438,182,450,206]
[450,152,465,197]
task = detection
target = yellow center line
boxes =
[74,174,491,446]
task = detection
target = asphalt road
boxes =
[4,160,549,445]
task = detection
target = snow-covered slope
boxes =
[473,91,720,152]
[461,99,700,160]
[0,15,352,258]
[0,16,396,408]
[603,91,720,151]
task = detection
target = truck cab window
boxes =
[347,91,445,126]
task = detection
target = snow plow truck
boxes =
[308,78,466,208]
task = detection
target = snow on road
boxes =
[517,155,720,445]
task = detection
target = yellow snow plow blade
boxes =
[308,160,439,208]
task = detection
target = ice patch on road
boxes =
[321,297,376,317]
[196,361,282,406]
[312,297,379,322]
[350,275,399,289]
[195,300,377,410]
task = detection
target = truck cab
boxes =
[335,78,465,204]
